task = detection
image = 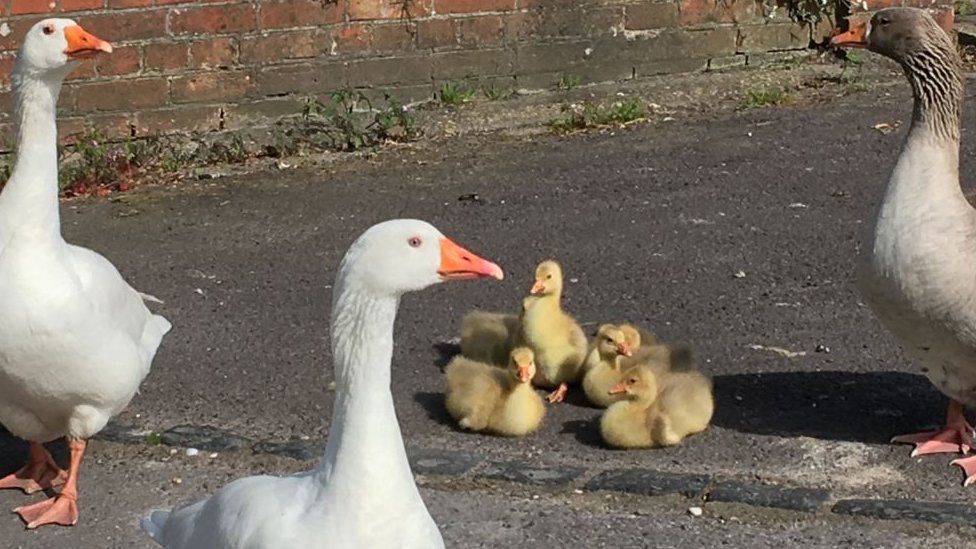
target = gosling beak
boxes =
[608,381,627,395]
[517,366,532,383]
[438,238,504,281]
[530,281,545,294]
[830,21,868,49]
[64,25,113,60]
[617,343,632,357]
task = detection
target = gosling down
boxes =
[517,260,588,403]
[582,324,634,408]
[444,347,545,436]
[600,365,714,449]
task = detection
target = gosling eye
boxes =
[628,378,637,384]
[43,24,55,35]
[546,274,552,279]
[407,236,422,248]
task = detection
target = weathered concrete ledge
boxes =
[89,422,976,528]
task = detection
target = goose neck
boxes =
[0,68,63,241]
[901,47,963,144]
[314,277,419,507]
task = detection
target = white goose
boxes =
[141,219,503,548]
[833,8,976,485]
[0,19,171,528]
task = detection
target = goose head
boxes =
[609,365,658,403]
[595,324,632,360]
[509,347,536,383]
[830,8,953,61]
[529,260,563,296]
[16,19,112,78]
[340,219,503,297]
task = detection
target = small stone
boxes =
[688,506,703,517]
[172,477,183,485]
[815,344,830,353]
[733,270,746,278]
[185,448,199,457]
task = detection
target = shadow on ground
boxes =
[712,370,947,444]
[414,391,457,430]
[0,428,68,478]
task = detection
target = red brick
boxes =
[349,0,408,20]
[60,113,133,142]
[170,4,258,36]
[503,11,538,42]
[930,6,954,32]
[259,0,343,28]
[75,78,168,112]
[190,37,237,69]
[84,11,167,41]
[0,20,35,52]
[458,15,504,47]
[94,44,140,76]
[0,55,16,88]
[626,3,679,30]
[239,30,329,63]
[170,70,252,103]
[60,0,104,10]
[678,0,758,26]
[372,23,416,52]
[435,0,515,14]
[65,61,96,81]
[333,25,371,54]
[144,42,188,72]
[11,0,54,15]
[107,0,152,7]
[134,106,221,136]
[417,18,457,49]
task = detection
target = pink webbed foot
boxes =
[0,442,67,495]
[13,438,87,529]
[950,455,976,487]
[891,399,974,456]
[14,493,78,528]
[547,383,568,404]
[891,427,974,456]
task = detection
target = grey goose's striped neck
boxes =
[901,44,963,142]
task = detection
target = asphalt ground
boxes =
[5,74,976,546]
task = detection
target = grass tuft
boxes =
[550,97,647,132]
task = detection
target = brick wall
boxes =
[0,0,955,141]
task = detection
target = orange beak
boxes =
[830,21,868,49]
[530,280,545,294]
[437,238,504,281]
[617,343,632,357]
[608,381,627,395]
[517,365,532,383]
[64,25,113,60]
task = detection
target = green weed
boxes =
[550,97,647,132]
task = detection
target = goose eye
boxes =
[408,236,422,248]
[42,25,55,35]
[546,274,552,279]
